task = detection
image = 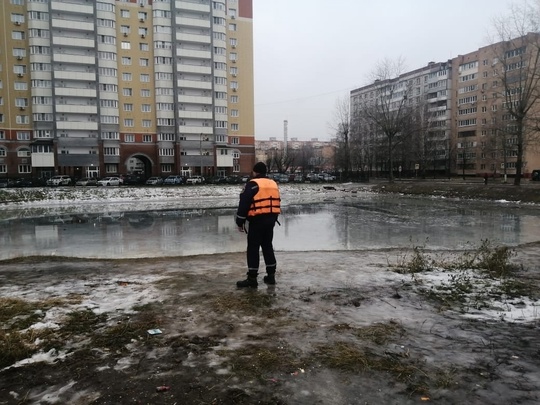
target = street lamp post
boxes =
[200,133,203,176]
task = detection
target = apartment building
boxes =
[350,61,452,175]
[452,34,540,178]
[350,35,540,178]
[0,0,255,181]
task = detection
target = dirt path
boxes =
[1,246,539,404]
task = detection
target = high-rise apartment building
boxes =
[451,34,540,179]
[350,36,540,179]
[0,0,255,180]
[351,61,452,175]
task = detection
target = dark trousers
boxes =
[246,216,276,274]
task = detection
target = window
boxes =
[34,130,51,138]
[123,88,132,96]
[159,148,174,156]
[97,2,115,12]
[139,42,149,51]
[140,89,150,97]
[124,103,133,111]
[229,23,237,31]
[105,164,118,173]
[161,164,172,172]
[11,13,25,24]
[231,109,239,117]
[104,147,119,156]
[120,9,130,18]
[122,72,132,81]
[12,31,25,40]
[125,134,134,142]
[0,165,6,173]
[140,73,150,82]
[0,132,4,140]
[121,41,131,50]
[98,51,117,61]
[16,115,29,124]
[142,119,151,127]
[17,132,30,140]
[122,56,132,65]
[157,118,175,126]
[230,38,237,47]
[230,95,238,103]
[101,132,119,140]
[120,25,130,35]
[14,82,27,90]
[141,104,151,112]
[140,58,149,66]
[231,124,239,131]
[143,135,152,142]
[100,115,119,124]
[158,133,174,141]
[0,147,5,156]
[17,149,31,159]
[19,165,31,174]
[124,119,134,127]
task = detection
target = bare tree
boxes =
[354,58,419,182]
[490,1,540,185]
[329,96,351,178]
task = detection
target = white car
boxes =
[145,176,163,185]
[186,175,205,184]
[46,175,72,186]
[97,177,121,186]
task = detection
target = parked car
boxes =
[145,176,164,185]
[123,173,145,185]
[305,173,320,183]
[278,173,289,183]
[46,175,72,186]
[97,177,121,186]
[319,173,336,182]
[11,178,36,187]
[226,175,242,184]
[186,175,205,185]
[208,176,228,184]
[163,175,183,185]
[0,178,16,188]
[75,177,98,186]
[108,174,125,185]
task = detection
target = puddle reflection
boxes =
[1,198,540,260]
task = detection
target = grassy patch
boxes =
[220,343,306,380]
[391,239,538,312]
[314,342,430,395]
[90,302,165,351]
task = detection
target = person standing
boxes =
[235,162,281,288]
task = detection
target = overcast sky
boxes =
[252,0,514,141]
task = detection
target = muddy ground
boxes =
[1,181,540,404]
[1,246,540,405]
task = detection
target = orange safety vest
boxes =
[247,178,281,217]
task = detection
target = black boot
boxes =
[237,270,258,288]
[263,270,276,285]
